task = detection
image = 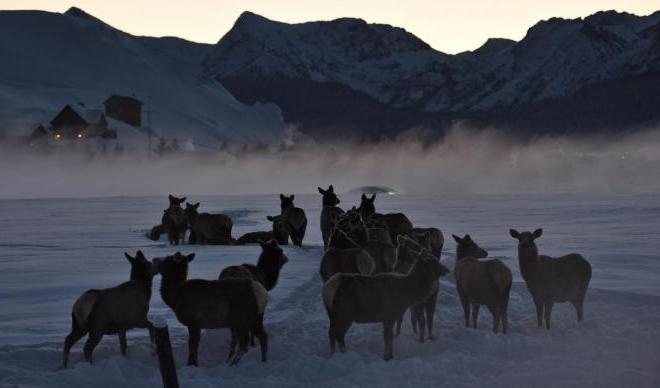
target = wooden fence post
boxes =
[149,314,179,388]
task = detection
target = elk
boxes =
[453,234,512,333]
[322,243,448,361]
[318,185,344,249]
[219,239,288,360]
[393,235,449,341]
[63,250,158,367]
[277,194,308,246]
[156,252,268,366]
[235,215,289,245]
[184,202,234,245]
[510,228,592,329]
[319,228,375,282]
[149,195,187,244]
[358,193,413,243]
[412,227,444,258]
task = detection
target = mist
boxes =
[1,126,660,199]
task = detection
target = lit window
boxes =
[55,133,61,139]
[77,133,83,139]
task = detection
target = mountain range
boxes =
[1,7,659,145]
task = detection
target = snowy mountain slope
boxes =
[0,8,286,146]
[204,10,660,137]
[206,10,660,112]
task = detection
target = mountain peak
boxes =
[233,11,280,30]
[584,10,637,26]
[63,6,105,25]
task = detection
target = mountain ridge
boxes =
[1,7,659,144]
[203,9,660,138]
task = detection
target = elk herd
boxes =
[62,186,593,369]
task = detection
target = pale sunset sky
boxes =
[0,0,657,53]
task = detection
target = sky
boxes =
[0,1,658,53]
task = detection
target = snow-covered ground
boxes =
[0,193,659,387]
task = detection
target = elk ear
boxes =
[452,234,462,243]
[269,239,279,248]
[370,193,376,201]
[258,240,267,249]
[290,195,294,201]
[328,185,334,192]
[361,193,367,200]
[464,234,471,241]
[280,194,285,200]
[532,228,543,239]
[318,187,326,194]
[168,194,174,201]
[186,253,195,262]
[509,229,520,239]
[135,250,146,260]
[124,252,135,263]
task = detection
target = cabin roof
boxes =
[103,94,143,106]
[50,104,103,126]
[70,105,103,124]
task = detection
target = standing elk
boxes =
[319,185,344,249]
[510,228,592,329]
[453,234,512,333]
[322,243,448,360]
[63,250,158,367]
[278,194,308,246]
[156,252,268,366]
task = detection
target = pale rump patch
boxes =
[72,290,98,329]
[322,275,342,312]
[251,281,268,314]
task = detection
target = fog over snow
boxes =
[2,127,660,199]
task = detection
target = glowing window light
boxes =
[55,133,61,139]
[77,133,83,139]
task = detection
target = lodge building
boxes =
[35,94,144,141]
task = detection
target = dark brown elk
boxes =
[156,252,268,366]
[453,234,512,333]
[510,228,592,329]
[149,195,187,244]
[393,235,449,341]
[63,251,158,367]
[184,202,234,245]
[319,229,375,282]
[322,245,448,361]
[218,239,288,360]
[318,185,344,249]
[278,194,308,246]
[358,193,413,243]
[412,227,444,258]
[235,216,289,245]
[334,208,396,273]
